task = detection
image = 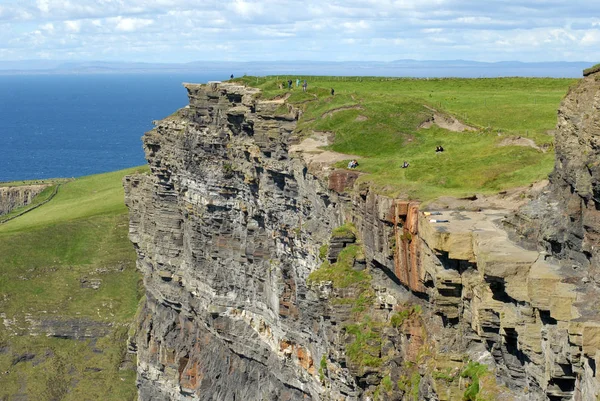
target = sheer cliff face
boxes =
[547,71,600,269]
[126,75,600,401]
[514,71,600,272]
[125,83,354,400]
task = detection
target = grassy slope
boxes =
[0,166,147,401]
[237,76,575,199]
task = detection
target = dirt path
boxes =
[498,136,544,152]
[424,180,549,212]
[289,131,361,174]
[260,93,291,104]
[322,105,362,118]
[420,106,477,132]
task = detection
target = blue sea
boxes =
[0,73,222,182]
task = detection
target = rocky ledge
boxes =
[0,184,48,215]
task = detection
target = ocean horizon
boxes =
[0,73,224,182]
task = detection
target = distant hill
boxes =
[0,59,594,78]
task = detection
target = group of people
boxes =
[399,146,444,169]
[347,159,359,169]
[277,79,335,95]
[229,75,336,97]
[281,79,308,91]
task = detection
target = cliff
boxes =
[125,73,600,400]
[0,184,47,215]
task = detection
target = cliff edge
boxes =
[125,72,600,400]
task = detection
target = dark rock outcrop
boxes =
[0,185,47,215]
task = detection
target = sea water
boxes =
[0,73,222,182]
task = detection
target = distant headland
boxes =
[0,59,594,78]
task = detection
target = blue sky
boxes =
[1,0,599,63]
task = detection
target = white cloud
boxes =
[40,22,54,32]
[229,0,264,19]
[64,20,81,32]
[113,17,154,32]
[455,16,493,24]
[581,30,600,45]
[342,20,369,30]
[422,28,443,33]
[36,0,50,13]
[1,0,600,62]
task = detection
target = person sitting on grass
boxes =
[436,145,444,153]
[347,159,358,169]
[401,161,410,168]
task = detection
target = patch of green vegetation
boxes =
[0,178,71,188]
[345,317,384,369]
[410,371,421,400]
[307,244,369,289]
[318,244,328,260]
[382,374,393,392]
[237,75,574,200]
[399,231,413,242]
[331,222,357,238]
[584,63,600,76]
[351,288,375,314]
[432,367,457,383]
[0,166,146,400]
[319,354,327,383]
[391,305,422,328]
[398,369,422,400]
[461,361,488,401]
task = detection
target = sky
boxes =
[1,0,600,63]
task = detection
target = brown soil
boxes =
[498,136,544,152]
[419,106,476,132]
[289,132,361,177]
[424,180,549,212]
[261,93,291,104]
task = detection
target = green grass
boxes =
[308,244,369,288]
[0,166,147,400]
[345,318,384,369]
[236,75,574,200]
[391,305,422,328]
[0,178,71,188]
[583,63,600,76]
[331,222,357,238]
[461,361,489,401]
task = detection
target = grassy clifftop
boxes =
[0,166,147,401]
[237,76,575,199]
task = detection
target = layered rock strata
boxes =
[126,74,600,401]
[509,70,600,274]
[0,184,47,215]
[125,83,351,400]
